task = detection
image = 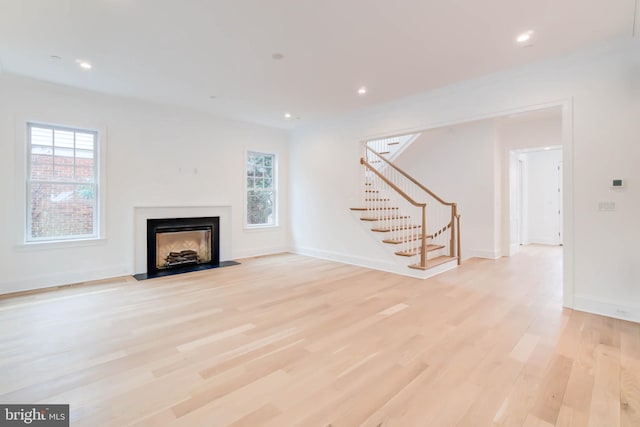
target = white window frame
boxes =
[25,122,101,243]
[245,150,278,228]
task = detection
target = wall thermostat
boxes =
[611,179,624,188]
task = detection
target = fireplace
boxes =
[144,217,220,278]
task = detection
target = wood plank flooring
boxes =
[0,245,638,426]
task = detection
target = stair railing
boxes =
[361,157,429,267]
[362,144,461,268]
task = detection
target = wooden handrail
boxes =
[360,158,426,208]
[364,146,455,206]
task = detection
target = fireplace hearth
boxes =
[133,216,238,280]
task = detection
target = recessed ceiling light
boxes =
[76,59,92,70]
[284,113,292,119]
[516,31,534,44]
[544,146,552,150]
[357,86,367,95]
[272,53,285,60]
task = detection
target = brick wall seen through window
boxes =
[27,123,99,241]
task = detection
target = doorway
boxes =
[510,147,563,250]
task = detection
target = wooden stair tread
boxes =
[350,207,399,211]
[366,207,399,211]
[388,141,400,145]
[408,256,457,271]
[382,234,434,244]
[371,225,421,232]
[360,216,410,222]
[379,151,390,155]
[395,244,445,257]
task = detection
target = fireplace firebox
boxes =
[145,217,220,278]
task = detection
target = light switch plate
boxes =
[598,201,616,211]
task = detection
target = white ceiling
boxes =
[0,0,636,129]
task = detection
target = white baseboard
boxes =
[527,237,560,246]
[573,295,640,324]
[293,246,397,269]
[292,246,457,280]
[233,246,292,260]
[0,265,130,296]
[465,249,501,260]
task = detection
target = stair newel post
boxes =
[456,214,462,265]
[420,204,427,268]
[450,203,457,258]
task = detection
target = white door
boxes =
[524,149,562,245]
[557,161,563,245]
[509,152,523,253]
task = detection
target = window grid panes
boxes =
[246,151,276,226]
[27,123,98,241]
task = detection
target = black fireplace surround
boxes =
[134,216,237,280]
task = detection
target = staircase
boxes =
[364,134,419,163]
[350,136,461,275]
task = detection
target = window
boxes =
[246,151,276,227]
[27,123,99,242]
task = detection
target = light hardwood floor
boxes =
[1,246,638,426]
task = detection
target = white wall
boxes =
[0,75,290,294]
[522,149,563,245]
[497,113,563,150]
[394,120,500,259]
[290,38,640,323]
[289,128,397,272]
